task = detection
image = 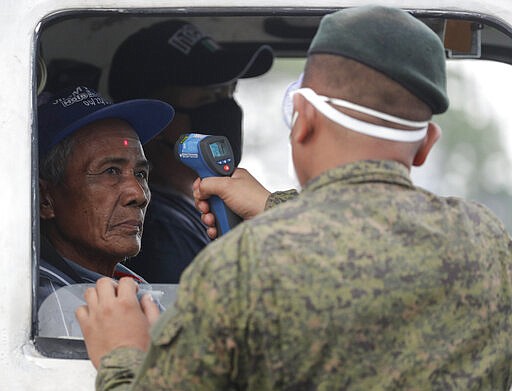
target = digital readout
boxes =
[209,140,228,158]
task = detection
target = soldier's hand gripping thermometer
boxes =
[175,133,242,236]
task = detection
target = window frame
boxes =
[32,5,512,359]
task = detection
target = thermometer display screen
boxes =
[209,140,229,158]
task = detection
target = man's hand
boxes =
[76,277,160,369]
[193,168,270,239]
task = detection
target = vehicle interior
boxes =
[35,7,512,359]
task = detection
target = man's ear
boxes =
[39,179,55,220]
[412,122,442,167]
[290,93,315,145]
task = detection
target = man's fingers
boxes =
[200,211,218,238]
[117,277,139,301]
[95,277,118,303]
[201,211,216,227]
[206,226,218,240]
[197,176,231,199]
[193,167,269,221]
[196,195,218,239]
[83,286,99,308]
[75,305,89,323]
[192,176,201,191]
[141,294,160,326]
[78,278,154,368]
[195,199,211,215]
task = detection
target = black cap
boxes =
[109,20,274,101]
[38,86,174,158]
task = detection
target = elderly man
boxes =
[37,86,174,307]
[79,7,512,390]
[108,20,273,283]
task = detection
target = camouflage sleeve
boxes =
[95,227,251,390]
[264,189,298,210]
[96,347,146,390]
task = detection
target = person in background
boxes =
[108,20,274,283]
[79,7,512,390]
[38,85,174,307]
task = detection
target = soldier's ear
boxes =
[413,122,442,167]
[39,179,55,220]
[290,93,316,145]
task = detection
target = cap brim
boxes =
[56,99,174,147]
[190,44,274,86]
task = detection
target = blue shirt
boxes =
[38,237,145,309]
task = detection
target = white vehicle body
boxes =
[1,0,511,389]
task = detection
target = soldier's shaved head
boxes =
[303,54,432,122]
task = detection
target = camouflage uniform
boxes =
[97,160,512,390]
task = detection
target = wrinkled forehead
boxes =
[68,118,146,166]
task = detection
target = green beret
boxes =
[309,6,449,114]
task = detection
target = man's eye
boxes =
[135,170,148,180]
[105,167,121,175]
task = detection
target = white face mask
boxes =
[282,74,303,128]
[282,75,428,143]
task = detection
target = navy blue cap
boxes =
[38,86,175,158]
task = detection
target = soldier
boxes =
[78,6,512,390]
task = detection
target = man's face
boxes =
[143,82,240,184]
[42,119,150,263]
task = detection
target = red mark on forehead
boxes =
[123,139,129,147]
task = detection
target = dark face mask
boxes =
[175,98,243,165]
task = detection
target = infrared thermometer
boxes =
[175,133,242,236]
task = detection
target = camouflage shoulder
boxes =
[264,189,299,210]
[448,195,511,237]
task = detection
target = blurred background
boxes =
[237,58,512,231]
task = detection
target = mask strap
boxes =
[327,98,428,129]
[294,88,428,142]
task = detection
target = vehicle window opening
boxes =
[33,9,512,360]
